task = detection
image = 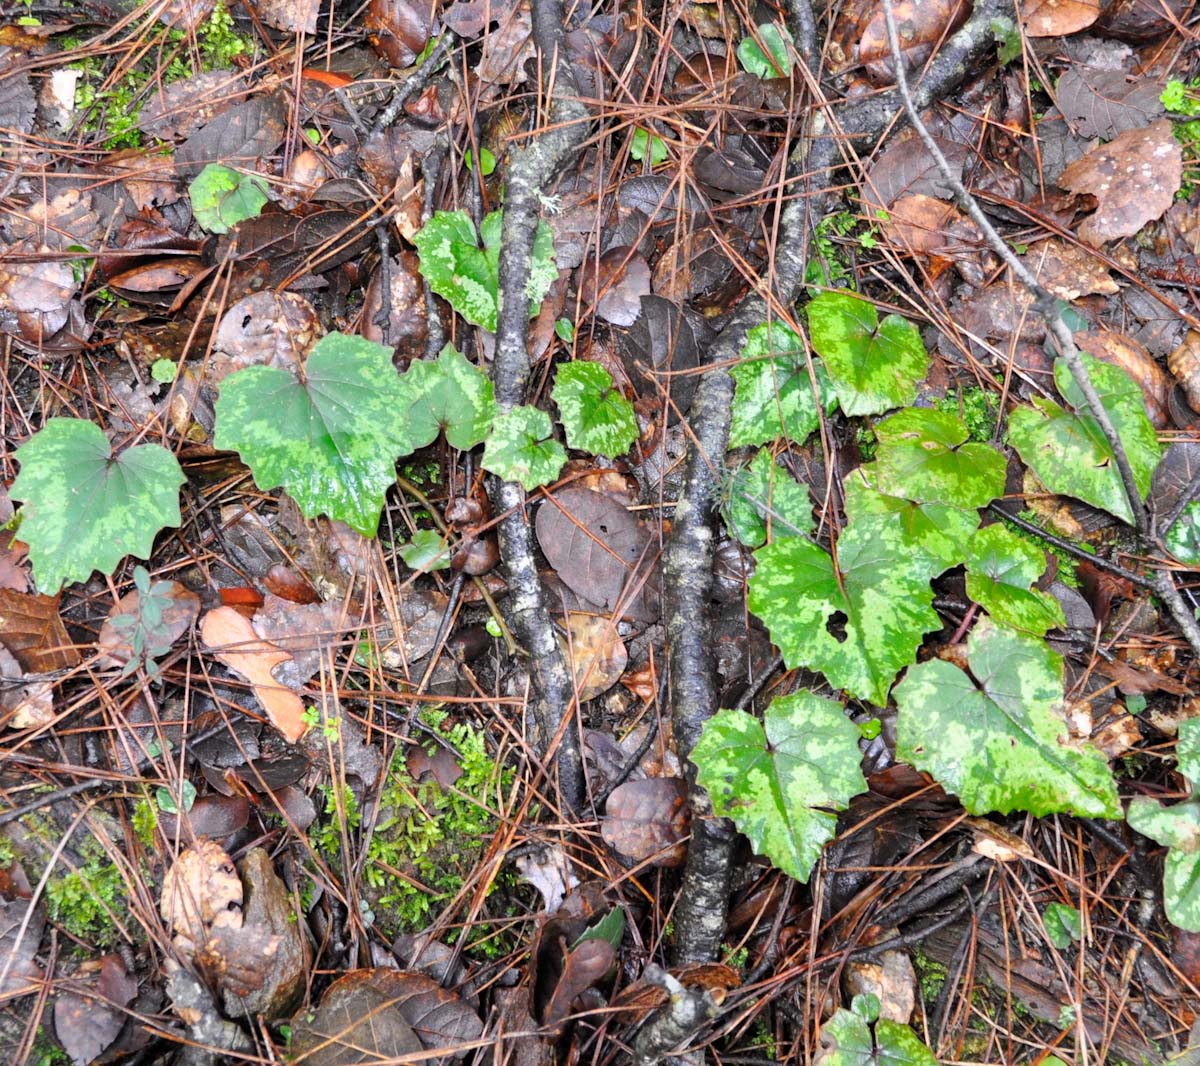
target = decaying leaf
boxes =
[1058,119,1183,245]
[200,606,308,744]
[0,590,81,673]
[560,612,627,701]
[1022,0,1100,36]
[1058,65,1164,140]
[855,0,970,83]
[53,954,137,1066]
[211,291,321,383]
[601,777,690,868]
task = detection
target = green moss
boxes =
[310,711,512,941]
[45,853,127,947]
[912,946,947,1003]
[132,797,158,849]
[1013,511,1085,589]
[69,1,253,149]
[934,386,1000,443]
[30,1028,71,1066]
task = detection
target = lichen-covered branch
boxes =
[488,0,590,811]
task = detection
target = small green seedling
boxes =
[189,163,269,234]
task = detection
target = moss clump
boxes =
[934,386,1000,443]
[45,852,127,947]
[312,712,512,939]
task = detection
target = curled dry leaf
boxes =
[161,839,243,955]
[560,612,628,702]
[601,777,690,868]
[1022,0,1100,36]
[610,963,740,1021]
[200,606,308,744]
[881,194,990,284]
[1058,119,1183,246]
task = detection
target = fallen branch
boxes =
[487,0,590,811]
[664,0,1016,968]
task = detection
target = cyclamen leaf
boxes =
[396,344,495,451]
[188,163,269,234]
[413,210,556,332]
[692,694,867,883]
[964,524,1067,637]
[723,447,814,547]
[1007,355,1161,526]
[737,22,794,78]
[895,619,1120,818]
[1042,902,1082,949]
[399,529,451,572]
[214,332,411,537]
[749,520,939,705]
[552,361,638,456]
[816,1002,940,1066]
[870,408,1007,508]
[482,406,567,490]
[808,292,929,416]
[11,419,185,594]
[730,322,835,447]
[843,475,979,574]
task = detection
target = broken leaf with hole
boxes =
[895,618,1120,818]
[1008,354,1161,526]
[214,331,413,536]
[11,418,185,594]
[693,693,866,883]
[749,518,939,706]
[730,321,835,447]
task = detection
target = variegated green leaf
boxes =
[396,344,495,451]
[807,292,929,417]
[723,447,814,547]
[214,331,411,537]
[815,995,940,1066]
[748,520,939,705]
[842,476,979,574]
[692,693,867,883]
[482,406,567,490]
[964,524,1067,637]
[11,418,185,594]
[552,361,638,456]
[895,618,1120,818]
[1008,355,1161,526]
[869,408,1007,508]
[729,322,835,447]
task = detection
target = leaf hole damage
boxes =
[826,610,849,643]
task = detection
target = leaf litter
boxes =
[3,1,1200,1063]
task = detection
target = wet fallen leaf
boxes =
[366,0,432,67]
[0,251,76,344]
[0,644,54,730]
[53,954,137,1066]
[0,590,81,672]
[1058,65,1164,140]
[515,844,580,912]
[1022,0,1100,36]
[579,246,651,327]
[1168,330,1200,414]
[843,941,915,1024]
[601,777,690,868]
[211,291,321,383]
[1076,330,1171,428]
[855,0,970,83]
[1058,119,1183,245]
[258,0,319,34]
[1024,239,1118,300]
[161,839,243,955]
[881,194,988,282]
[96,581,200,669]
[200,606,308,744]
[561,612,628,701]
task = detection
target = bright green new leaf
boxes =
[188,163,268,234]
[396,344,495,451]
[399,529,451,572]
[1042,902,1082,949]
[151,359,177,383]
[815,994,939,1066]
[749,520,939,705]
[630,128,669,166]
[723,447,813,547]
[692,694,867,883]
[11,418,185,594]
[808,292,929,417]
[214,332,411,536]
[413,209,557,332]
[551,361,638,456]
[464,147,496,176]
[870,408,1007,508]
[894,619,1120,818]
[1008,355,1161,526]
[964,525,1067,637]
[737,22,793,79]
[843,476,979,574]
[730,322,835,447]
[482,406,567,490]
[1126,718,1200,930]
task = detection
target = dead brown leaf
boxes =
[0,589,80,672]
[561,613,627,702]
[601,777,690,868]
[1022,0,1100,37]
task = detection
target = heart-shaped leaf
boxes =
[692,693,867,883]
[482,406,567,490]
[214,331,412,536]
[189,163,269,234]
[730,322,834,447]
[964,524,1067,636]
[737,22,794,78]
[723,447,814,547]
[11,418,185,594]
[749,519,939,705]
[1008,354,1161,525]
[895,618,1120,818]
[552,361,638,456]
[843,477,980,573]
[808,292,929,416]
[396,344,495,451]
[413,209,556,332]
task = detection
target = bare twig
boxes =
[631,966,724,1066]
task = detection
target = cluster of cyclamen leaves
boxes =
[11,333,638,590]
[697,292,1166,884]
